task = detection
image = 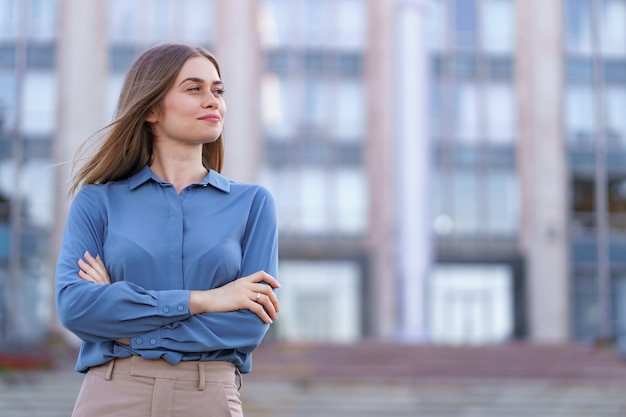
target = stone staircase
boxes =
[2,342,626,417]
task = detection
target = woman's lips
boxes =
[200,114,221,122]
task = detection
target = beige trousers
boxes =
[71,356,243,417]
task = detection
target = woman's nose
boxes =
[202,93,218,108]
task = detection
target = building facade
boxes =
[0,0,624,348]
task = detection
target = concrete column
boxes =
[215,0,261,183]
[517,0,569,341]
[394,0,432,342]
[50,0,108,339]
[365,0,397,339]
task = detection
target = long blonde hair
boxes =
[70,43,224,194]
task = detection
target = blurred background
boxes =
[1,0,626,415]
[0,0,626,417]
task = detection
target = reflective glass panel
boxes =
[565,0,593,54]
[601,0,626,57]
[21,70,55,135]
[481,0,514,53]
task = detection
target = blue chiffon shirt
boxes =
[55,165,278,374]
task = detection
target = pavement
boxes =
[2,341,626,417]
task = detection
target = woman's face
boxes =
[147,56,226,148]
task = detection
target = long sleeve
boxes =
[130,187,279,361]
[55,186,192,343]
[57,167,278,373]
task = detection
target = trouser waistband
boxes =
[89,356,242,391]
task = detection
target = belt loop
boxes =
[235,367,242,391]
[197,363,206,391]
[104,359,115,381]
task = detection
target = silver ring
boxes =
[256,292,261,302]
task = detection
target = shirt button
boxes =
[150,339,157,345]
[177,305,184,312]
[136,338,143,345]
[163,307,169,313]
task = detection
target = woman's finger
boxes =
[248,299,273,324]
[246,271,281,289]
[77,269,96,283]
[251,283,280,314]
[253,292,279,321]
[77,255,110,284]
[84,252,109,280]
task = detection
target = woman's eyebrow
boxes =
[178,77,224,87]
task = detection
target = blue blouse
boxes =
[55,165,278,374]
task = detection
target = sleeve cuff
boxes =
[157,289,191,318]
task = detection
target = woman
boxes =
[55,43,280,417]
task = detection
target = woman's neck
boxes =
[149,150,207,194]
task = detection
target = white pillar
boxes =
[394,0,432,342]
[215,0,261,183]
[366,0,396,339]
[50,0,108,340]
[517,0,569,341]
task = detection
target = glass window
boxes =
[180,0,215,45]
[261,74,297,140]
[609,178,626,232]
[486,83,515,143]
[259,167,299,232]
[453,83,479,143]
[300,167,327,233]
[429,263,513,344]
[0,160,14,200]
[432,170,454,235]
[565,0,593,54]
[260,0,364,50]
[303,78,329,131]
[487,170,518,235]
[571,178,595,233]
[334,0,366,50]
[601,0,626,57]
[106,73,125,122]
[333,168,367,233]
[109,0,216,45]
[0,0,17,40]
[565,84,595,145]
[481,0,514,53]
[331,79,364,141]
[22,70,55,136]
[259,0,292,49]
[431,80,444,138]
[453,169,479,234]
[614,274,626,341]
[428,0,446,51]
[0,69,15,135]
[21,159,53,227]
[261,166,367,235]
[276,260,362,342]
[572,271,598,340]
[303,0,325,48]
[28,0,57,41]
[454,0,476,50]
[108,0,143,44]
[605,87,626,146]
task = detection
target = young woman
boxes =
[55,43,280,417]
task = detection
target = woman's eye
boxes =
[188,86,200,92]
[213,89,225,96]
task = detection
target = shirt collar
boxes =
[129,165,231,193]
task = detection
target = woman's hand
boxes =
[189,271,280,324]
[77,252,128,345]
[77,251,111,285]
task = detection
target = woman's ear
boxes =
[145,108,158,123]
